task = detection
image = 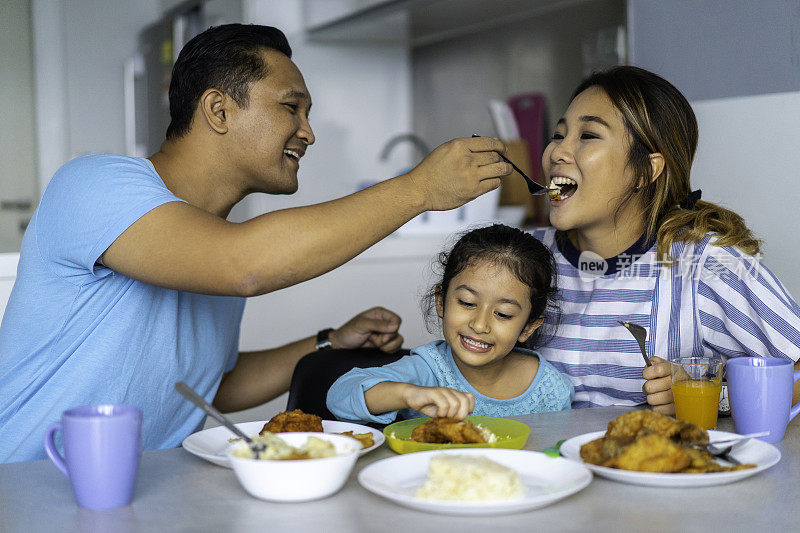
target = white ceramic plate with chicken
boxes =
[182,420,384,467]
[560,430,780,487]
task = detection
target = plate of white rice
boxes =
[358,448,592,515]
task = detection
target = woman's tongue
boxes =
[460,335,492,353]
[560,183,578,198]
[550,183,578,201]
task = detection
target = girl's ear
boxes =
[435,284,444,318]
[518,316,544,343]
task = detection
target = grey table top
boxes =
[1,406,797,533]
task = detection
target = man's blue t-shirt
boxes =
[0,155,245,463]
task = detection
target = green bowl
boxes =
[383,415,530,454]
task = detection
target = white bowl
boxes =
[225,432,360,502]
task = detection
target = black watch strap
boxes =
[315,328,334,351]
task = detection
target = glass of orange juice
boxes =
[671,357,724,429]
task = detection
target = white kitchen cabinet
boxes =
[302,0,608,47]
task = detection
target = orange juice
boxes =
[672,379,722,429]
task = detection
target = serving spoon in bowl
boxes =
[174,381,266,456]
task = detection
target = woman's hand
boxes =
[642,356,675,415]
[330,306,404,353]
[401,384,475,420]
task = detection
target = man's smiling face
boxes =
[226,48,315,195]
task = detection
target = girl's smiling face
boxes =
[436,259,539,371]
[542,86,641,238]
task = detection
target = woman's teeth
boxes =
[283,149,300,161]
[548,176,578,201]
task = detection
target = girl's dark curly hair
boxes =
[422,224,560,349]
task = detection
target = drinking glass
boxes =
[671,357,724,429]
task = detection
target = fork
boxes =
[175,382,266,456]
[618,321,652,366]
[688,431,769,465]
[471,134,551,195]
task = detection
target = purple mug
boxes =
[43,404,142,509]
[727,358,800,442]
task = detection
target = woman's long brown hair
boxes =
[571,66,760,260]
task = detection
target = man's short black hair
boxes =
[165,23,292,140]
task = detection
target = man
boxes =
[0,24,510,462]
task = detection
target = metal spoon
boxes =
[618,321,652,367]
[174,381,265,456]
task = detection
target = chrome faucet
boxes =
[379,133,430,162]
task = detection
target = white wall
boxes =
[690,91,800,298]
[0,0,38,252]
[628,0,800,299]
[32,0,162,194]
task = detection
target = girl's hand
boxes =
[642,356,675,415]
[401,384,475,420]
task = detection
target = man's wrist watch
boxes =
[315,328,335,351]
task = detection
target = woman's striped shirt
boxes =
[527,227,800,408]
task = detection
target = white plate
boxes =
[560,430,781,487]
[182,420,385,467]
[358,448,592,516]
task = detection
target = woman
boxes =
[529,65,800,413]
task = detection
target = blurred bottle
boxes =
[718,379,731,417]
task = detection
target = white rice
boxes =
[415,454,525,501]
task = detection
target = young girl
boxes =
[326,224,574,424]
[530,65,800,412]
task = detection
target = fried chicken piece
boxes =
[259,409,323,434]
[605,410,708,446]
[603,434,692,472]
[337,431,374,449]
[579,437,607,465]
[579,411,756,473]
[410,418,487,444]
[601,435,632,459]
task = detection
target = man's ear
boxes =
[518,316,544,343]
[199,88,228,134]
[435,284,444,319]
[648,152,665,183]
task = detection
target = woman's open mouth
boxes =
[548,176,578,202]
[459,335,493,353]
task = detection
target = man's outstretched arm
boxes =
[101,137,509,296]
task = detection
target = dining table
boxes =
[1,405,797,532]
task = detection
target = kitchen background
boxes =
[2,0,799,423]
